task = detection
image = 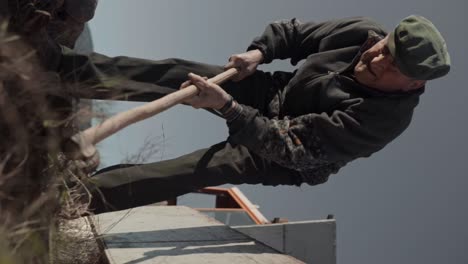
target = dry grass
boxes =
[0,19,102,263]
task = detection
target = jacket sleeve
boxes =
[226,99,412,184]
[247,17,387,65]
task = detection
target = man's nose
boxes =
[373,54,393,71]
[373,53,393,67]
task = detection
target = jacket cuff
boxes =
[226,104,259,144]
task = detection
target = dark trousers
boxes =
[60,51,302,213]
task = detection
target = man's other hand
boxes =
[224,49,263,82]
[63,137,100,174]
[180,73,232,110]
[71,150,100,174]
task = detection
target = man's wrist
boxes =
[218,96,234,113]
[217,96,243,122]
[252,49,264,64]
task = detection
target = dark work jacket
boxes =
[226,17,424,185]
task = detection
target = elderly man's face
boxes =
[354,35,425,92]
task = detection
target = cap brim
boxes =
[387,29,408,76]
[387,30,397,58]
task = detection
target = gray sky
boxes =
[88,0,467,263]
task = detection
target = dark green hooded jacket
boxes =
[226,17,424,185]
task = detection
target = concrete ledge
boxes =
[234,220,336,264]
[92,206,304,264]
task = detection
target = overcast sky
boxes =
[88,1,467,263]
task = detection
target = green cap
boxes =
[387,15,451,80]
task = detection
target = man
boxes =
[57,15,450,213]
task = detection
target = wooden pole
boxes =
[70,68,239,158]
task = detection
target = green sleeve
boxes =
[247,17,387,65]
[226,99,413,184]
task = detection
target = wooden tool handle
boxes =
[77,68,239,148]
